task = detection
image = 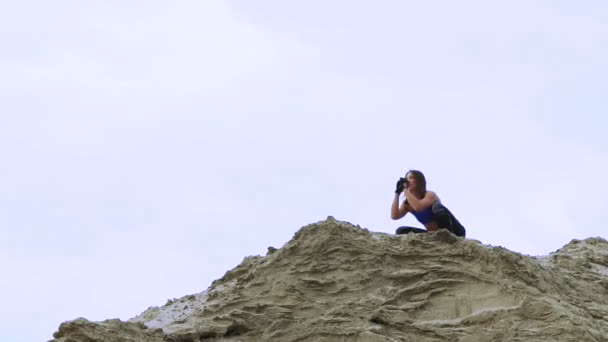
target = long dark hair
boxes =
[406,169,427,195]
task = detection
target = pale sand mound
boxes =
[51,217,608,341]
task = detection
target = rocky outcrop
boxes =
[51,217,608,341]
[51,318,164,342]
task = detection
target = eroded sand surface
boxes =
[52,217,608,341]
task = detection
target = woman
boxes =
[390,170,466,237]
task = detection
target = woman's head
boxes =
[405,170,427,194]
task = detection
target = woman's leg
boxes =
[431,201,466,237]
[396,226,428,235]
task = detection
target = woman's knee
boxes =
[432,200,447,215]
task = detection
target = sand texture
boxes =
[51,217,608,341]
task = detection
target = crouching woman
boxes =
[391,170,466,237]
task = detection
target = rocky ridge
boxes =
[51,217,608,341]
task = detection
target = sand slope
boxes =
[51,217,608,341]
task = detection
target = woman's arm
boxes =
[404,190,438,212]
[391,193,410,220]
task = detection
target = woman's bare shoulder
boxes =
[426,190,440,200]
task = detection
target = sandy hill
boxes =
[51,217,608,341]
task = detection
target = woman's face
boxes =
[406,172,417,190]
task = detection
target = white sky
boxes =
[1,1,607,341]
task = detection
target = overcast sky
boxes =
[1,1,607,341]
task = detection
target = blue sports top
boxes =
[407,201,434,224]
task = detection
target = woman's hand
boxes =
[395,178,406,194]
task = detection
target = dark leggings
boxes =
[396,201,466,237]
